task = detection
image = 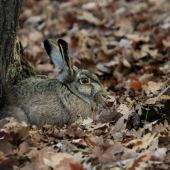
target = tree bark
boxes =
[0,0,36,105]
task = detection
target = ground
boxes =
[1,0,170,169]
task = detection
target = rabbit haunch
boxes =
[1,39,107,128]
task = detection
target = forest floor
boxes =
[1,0,170,169]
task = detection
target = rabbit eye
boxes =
[80,77,90,84]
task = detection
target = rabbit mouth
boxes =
[94,92,107,104]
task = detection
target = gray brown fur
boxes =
[1,39,107,128]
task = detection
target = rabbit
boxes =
[0,39,108,128]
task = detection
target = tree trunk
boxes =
[0,0,36,105]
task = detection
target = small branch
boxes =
[156,84,170,100]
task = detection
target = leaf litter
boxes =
[2,0,170,169]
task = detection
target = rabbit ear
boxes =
[44,39,74,82]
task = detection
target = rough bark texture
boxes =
[0,0,36,105]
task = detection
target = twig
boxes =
[156,84,170,100]
[144,106,149,135]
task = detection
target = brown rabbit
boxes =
[1,39,107,128]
